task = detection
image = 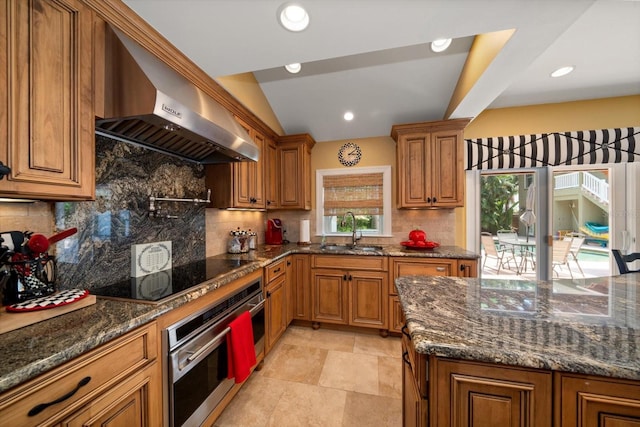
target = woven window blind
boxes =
[323,173,383,216]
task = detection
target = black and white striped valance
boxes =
[466,127,639,170]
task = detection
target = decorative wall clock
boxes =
[338,142,362,167]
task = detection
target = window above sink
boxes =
[315,166,392,238]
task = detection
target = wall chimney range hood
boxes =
[96,27,259,164]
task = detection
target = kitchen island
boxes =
[396,273,640,426]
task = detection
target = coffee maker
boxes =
[265,219,283,245]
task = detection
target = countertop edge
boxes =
[397,274,640,381]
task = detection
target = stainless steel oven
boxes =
[164,277,264,427]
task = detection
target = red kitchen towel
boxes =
[226,311,257,383]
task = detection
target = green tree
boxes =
[481,175,519,235]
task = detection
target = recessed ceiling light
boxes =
[278,3,309,32]
[430,38,452,53]
[285,63,301,73]
[344,111,354,121]
[551,66,575,78]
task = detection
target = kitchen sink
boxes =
[320,244,384,252]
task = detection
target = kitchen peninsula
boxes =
[397,273,640,426]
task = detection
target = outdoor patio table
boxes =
[499,238,536,274]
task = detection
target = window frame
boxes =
[315,165,392,237]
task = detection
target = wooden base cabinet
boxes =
[403,343,428,427]
[390,296,405,333]
[389,257,477,334]
[1,0,95,200]
[349,272,388,328]
[311,255,388,330]
[432,359,552,427]
[60,366,159,427]
[556,373,640,427]
[0,322,160,427]
[265,259,287,353]
[291,254,312,321]
[312,268,349,324]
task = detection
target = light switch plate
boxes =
[131,241,172,277]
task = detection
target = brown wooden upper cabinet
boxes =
[265,138,279,209]
[275,134,315,210]
[391,119,470,209]
[206,116,266,209]
[0,0,96,200]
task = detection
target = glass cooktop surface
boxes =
[91,258,254,303]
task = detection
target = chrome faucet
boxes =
[341,211,361,247]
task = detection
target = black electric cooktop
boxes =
[91,258,254,304]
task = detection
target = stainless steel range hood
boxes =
[96,27,258,164]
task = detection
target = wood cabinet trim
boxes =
[390,118,471,139]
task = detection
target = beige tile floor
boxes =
[215,326,402,427]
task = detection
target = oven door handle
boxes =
[185,327,231,364]
[248,298,265,314]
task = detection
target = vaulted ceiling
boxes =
[123,0,640,142]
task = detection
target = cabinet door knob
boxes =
[287,260,291,266]
[432,197,437,203]
[348,275,353,281]
[343,274,347,281]
[0,161,11,180]
[426,197,432,203]
[267,291,271,298]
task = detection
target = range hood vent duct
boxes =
[96,27,258,164]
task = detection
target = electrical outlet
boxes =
[131,241,172,277]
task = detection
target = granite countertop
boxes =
[396,273,640,380]
[0,243,477,393]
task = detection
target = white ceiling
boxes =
[123,0,640,142]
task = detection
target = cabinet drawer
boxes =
[265,258,286,283]
[0,322,157,426]
[312,255,388,271]
[392,258,455,277]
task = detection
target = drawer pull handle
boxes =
[436,267,446,272]
[401,324,411,339]
[273,267,281,273]
[28,376,91,417]
[402,351,411,367]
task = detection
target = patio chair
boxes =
[481,234,515,273]
[612,250,640,274]
[565,233,585,276]
[496,229,518,255]
[552,238,574,278]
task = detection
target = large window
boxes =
[316,166,392,237]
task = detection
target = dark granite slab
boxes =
[396,273,640,380]
[0,243,477,393]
